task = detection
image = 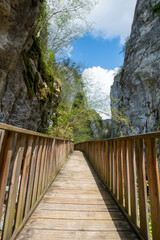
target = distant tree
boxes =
[36,0,98,56]
[48,61,103,142]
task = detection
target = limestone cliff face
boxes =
[0,0,60,131]
[111,0,160,136]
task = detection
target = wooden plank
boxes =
[113,140,117,197]
[44,140,52,188]
[45,192,112,200]
[38,205,119,213]
[42,196,115,205]
[0,131,15,222]
[17,229,139,240]
[108,141,111,190]
[2,134,26,240]
[33,209,125,220]
[118,141,123,206]
[24,137,39,216]
[41,139,50,192]
[15,136,34,228]
[17,218,133,231]
[105,141,109,188]
[122,140,129,214]
[127,139,138,225]
[17,151,139,240]
[0,130,5,152]
[48,139,55,183]
[0,122,73,141]
[102,141,105,181]
[94,142,98,172]
[37,138,47,199]
[135,139,149,239]
[110,141,114,193]
[38,203,119,212]
[31,138,44,206]
[145,138,160,240]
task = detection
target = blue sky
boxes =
[64,0,137,118]
[71,35,124,70]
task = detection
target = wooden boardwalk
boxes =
[17,151,139,240]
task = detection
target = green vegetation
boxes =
[121,37,130,55]
[111,96,134,136]
[36,0,97,56]
[23,0,128,140]
[47,60,109,143]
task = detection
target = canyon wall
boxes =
[111,0,160,136]
[0,0,60,131]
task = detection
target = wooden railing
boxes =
[75,132,160,240]
[0,123,74,240]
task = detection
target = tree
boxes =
[48,61,102,142]
[36,0,98,56]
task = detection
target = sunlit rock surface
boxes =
[111,0,160,136]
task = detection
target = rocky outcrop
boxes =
[0,0,61,131]
[111,0,160,136]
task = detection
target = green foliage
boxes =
[111,96,134,136]
[47,60,105,142]
[121,37,130,55]
[23,34,62,105]
[36,0,98,56]
[23,51,37,97]
[36,0,50,49]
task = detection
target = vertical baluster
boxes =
[3,134,26,240]
[0,131,15,223]
[24,137,39,216]
[48,139,56,183]
[102,141,105,180]
[15,136,34,228]
[128,139,138,225]
[110,141,114,193]
[41,139,50,191]
[44,139,52,189]
[108,141,111,190]
[118,141,123,206]
[31,138,44,206]
[113,140,117,196]
[122,140,129,214]
[105,141,109,188]
[145,138,160,240]
[135,139,149,239]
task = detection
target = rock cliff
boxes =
[0,0,61,131]
[111,0,160,136]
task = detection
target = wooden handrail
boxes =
[0,123,74,240]
[75,132,160,240]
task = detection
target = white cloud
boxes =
[82,66,119,118]
[88,0,137,43]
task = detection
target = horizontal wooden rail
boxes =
[0,123,74,240]
[75,132,160,240]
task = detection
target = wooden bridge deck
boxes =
[17,151,139,240]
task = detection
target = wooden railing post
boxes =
[75,130,160,240]
[135,139,149,239]
[122,140,129,214]
[127,139,138,225]
[145,138,160,240]
[3,134,26,240]
[0,123,73,240]
[0,131,15,223]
